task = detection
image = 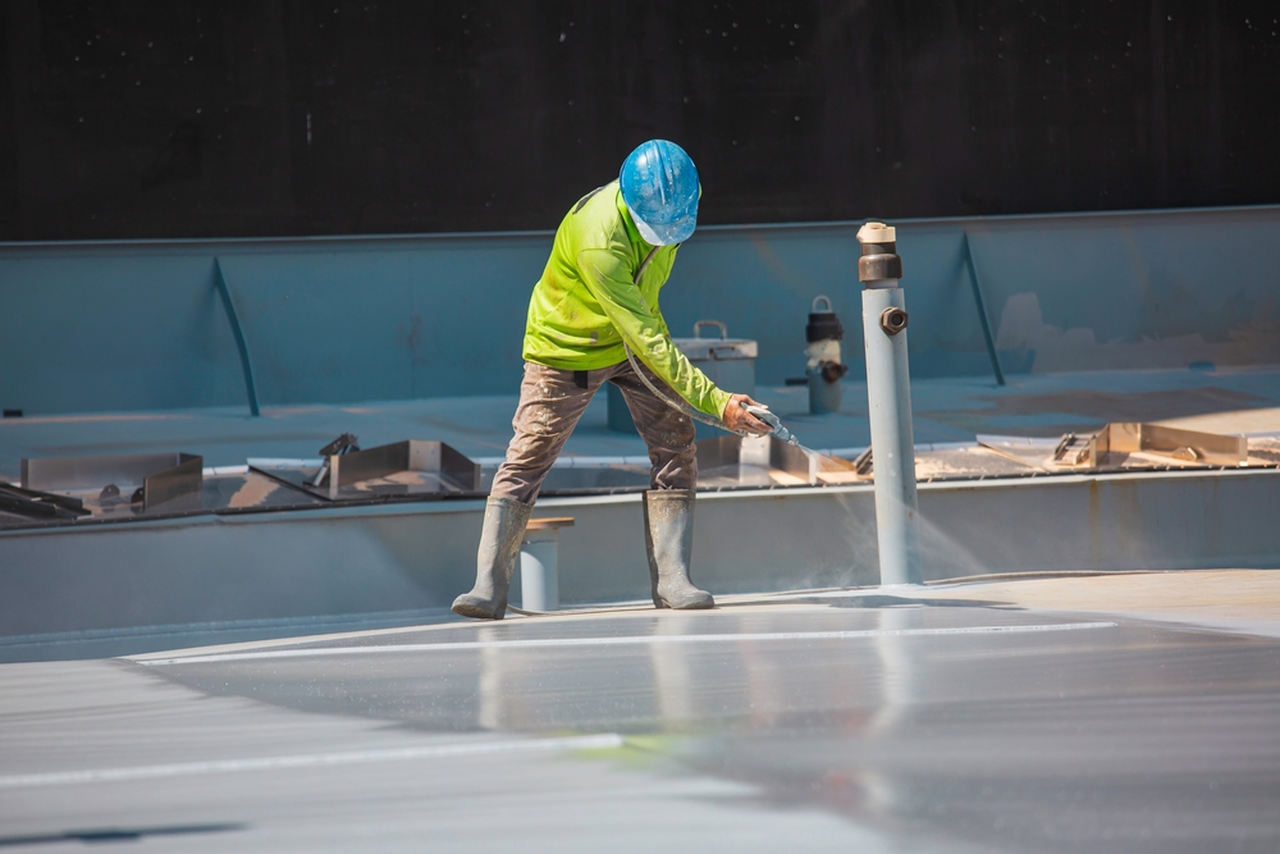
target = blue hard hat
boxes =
[619,139,700,245]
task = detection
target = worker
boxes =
[451,139,770,620]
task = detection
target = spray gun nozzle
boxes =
[741,403,800,446]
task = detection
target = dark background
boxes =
[2,0,1278,240]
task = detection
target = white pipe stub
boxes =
[856,221,896,243]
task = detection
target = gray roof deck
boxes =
[2,570,1279,853]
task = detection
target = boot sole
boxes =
[451,601,504,620]
[656,596,715,610]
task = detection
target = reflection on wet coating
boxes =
[135,599,1280,852]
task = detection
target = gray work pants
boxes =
[489,360,698,505]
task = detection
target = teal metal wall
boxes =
[3,206,1278,416]
[4,469,1279,647]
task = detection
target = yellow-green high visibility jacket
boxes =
[522,180,732,419]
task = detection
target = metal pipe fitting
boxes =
[879,307,908,335]
[856,222,904,286]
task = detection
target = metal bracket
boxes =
[1052,432,1098,467]
[308,433,361,487]
[1100,422,1246,467]
[21,452,203,513]
[1051,423,1247,469]
[0,482,90,520]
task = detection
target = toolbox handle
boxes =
[692,319,728,340]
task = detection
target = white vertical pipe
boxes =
[858,223,922,586]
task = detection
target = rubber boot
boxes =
[643,489,714,610]
[451,496,533,620]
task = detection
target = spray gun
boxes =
[624,340,803,447]
[741,402,801,447]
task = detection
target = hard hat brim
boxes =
[631,210,697,246]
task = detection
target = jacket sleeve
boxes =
[577,246,732,419]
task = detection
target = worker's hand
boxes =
[722,393,772,436]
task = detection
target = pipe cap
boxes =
[856,221,896,244]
